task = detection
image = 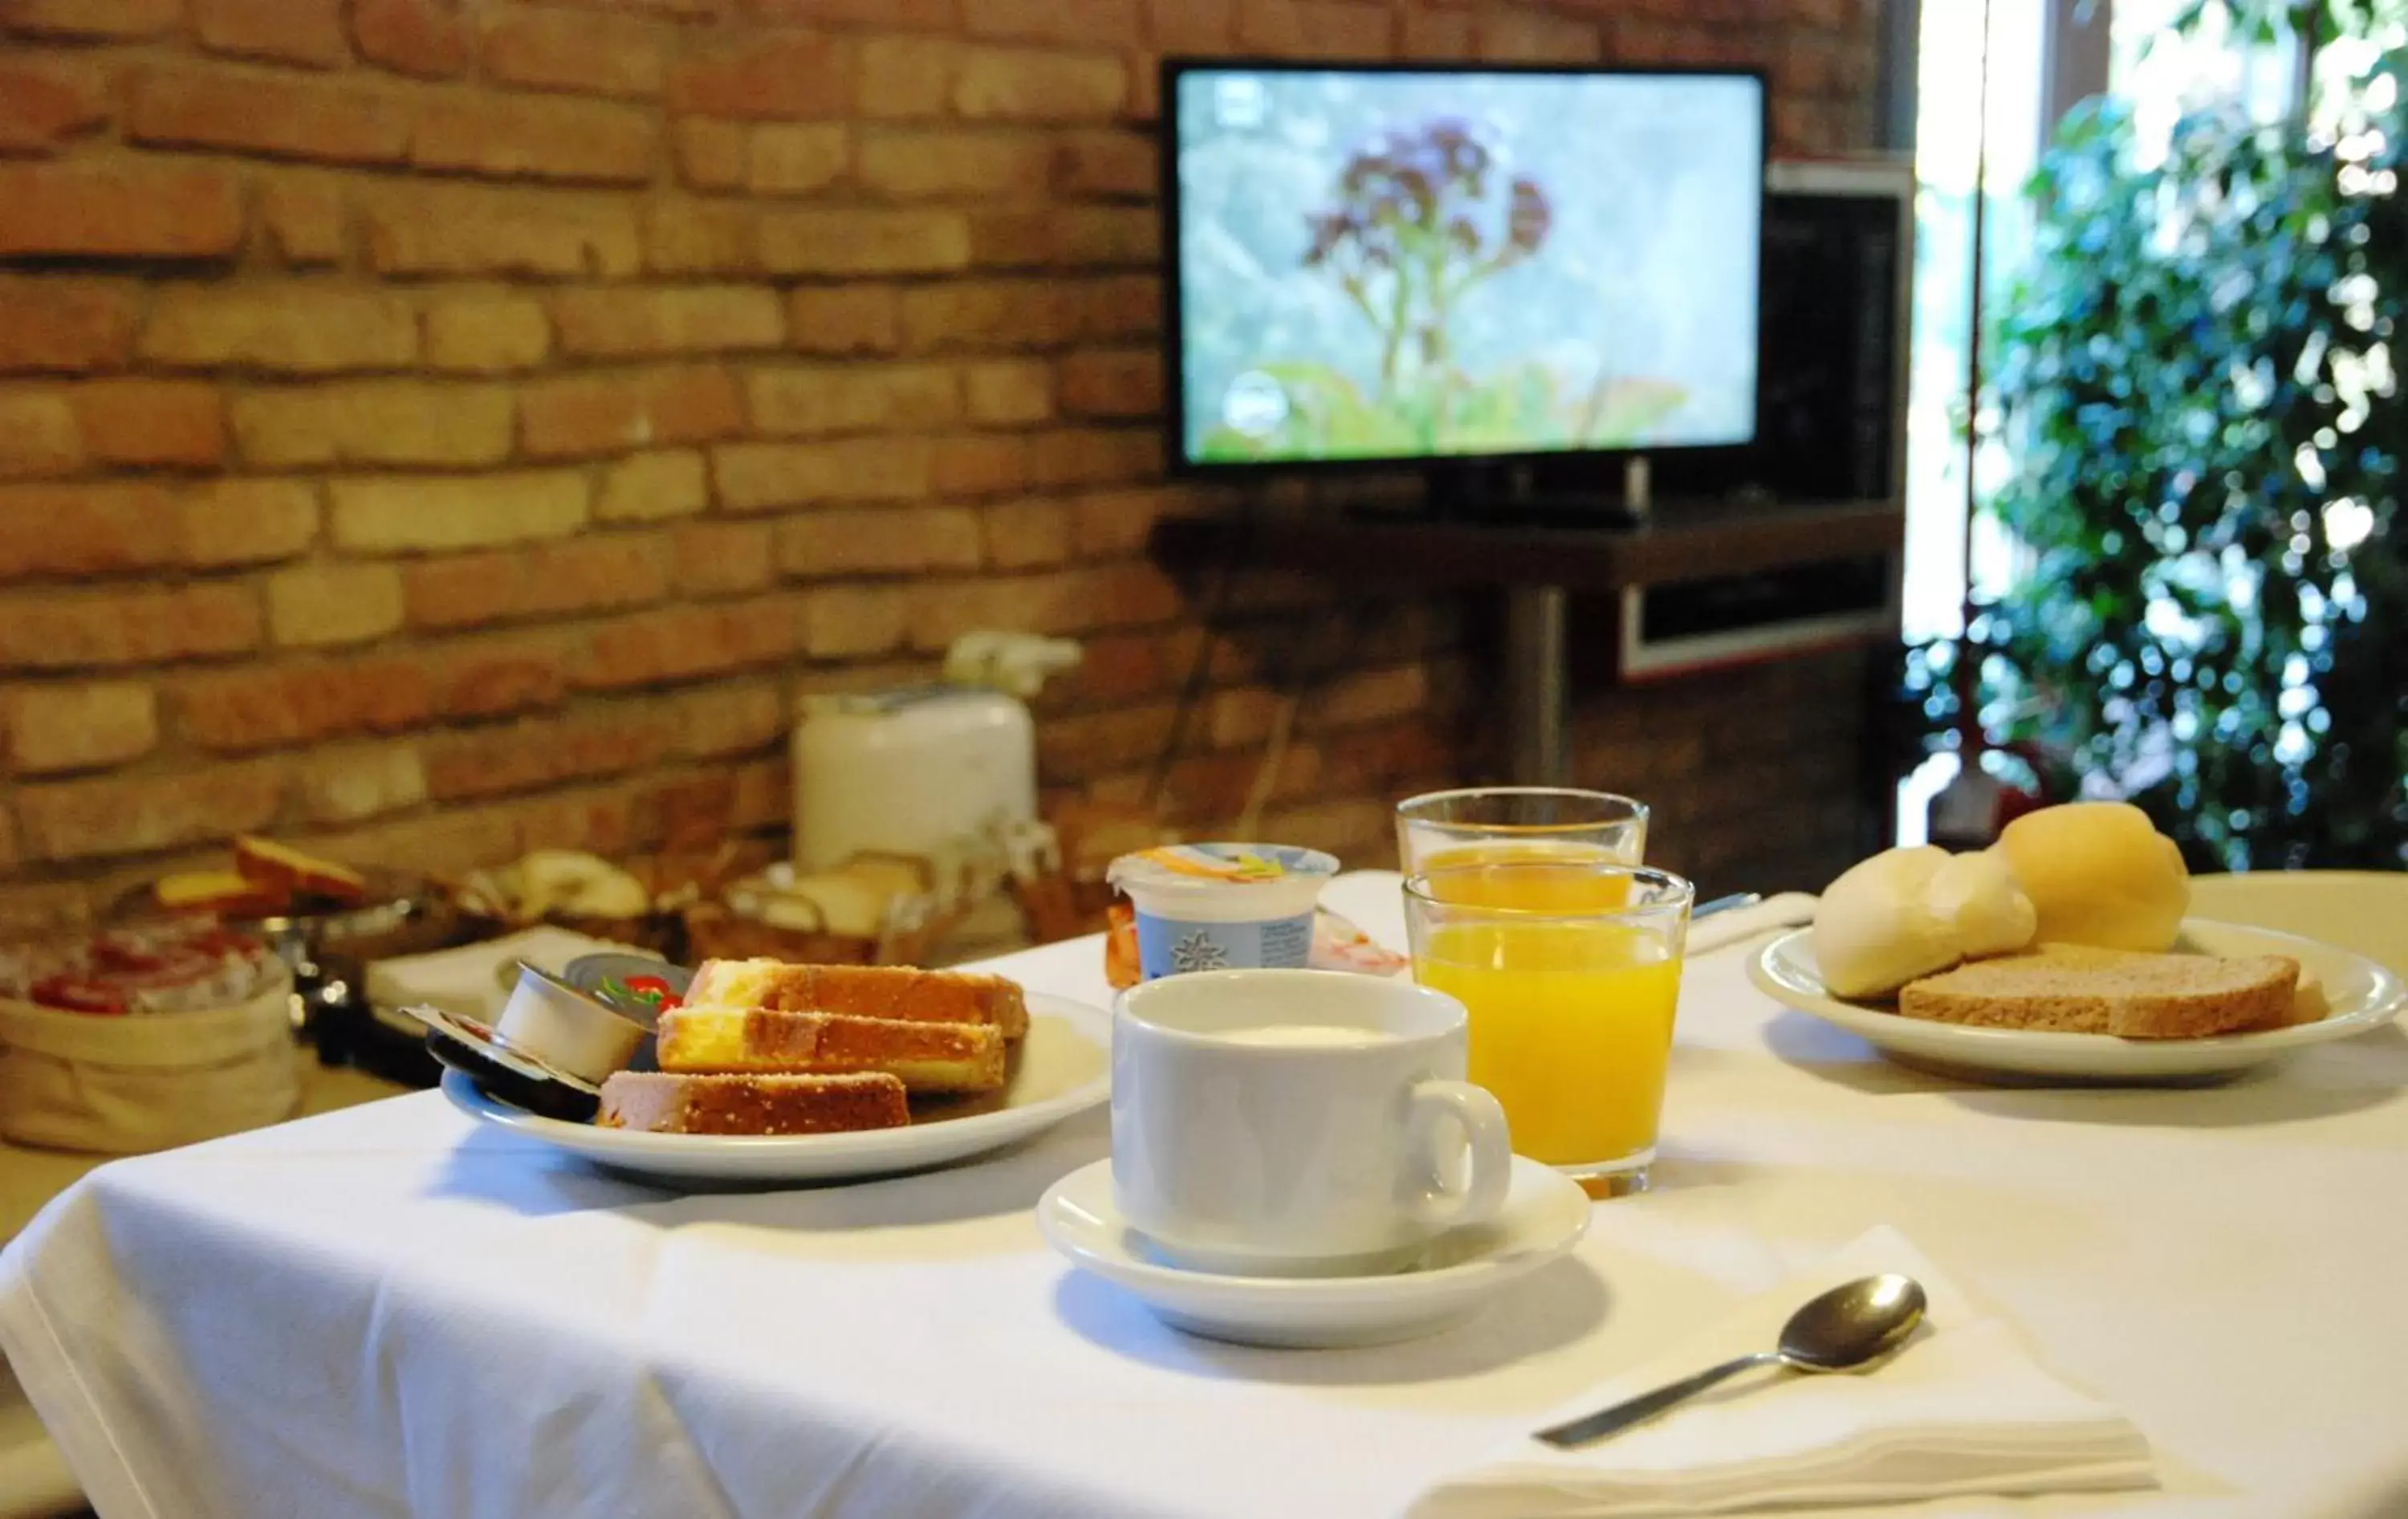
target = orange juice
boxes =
[1414,848,1637,911]
[1413,919,1681,1167]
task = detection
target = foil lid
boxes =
[1105,843,1338,890]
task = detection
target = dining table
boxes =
[4,870,2406,1519]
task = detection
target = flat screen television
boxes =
[1163,61,1767,479]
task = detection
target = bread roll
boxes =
[1812,846,2039,999]
[1992,802,2189,952]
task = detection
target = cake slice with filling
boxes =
[682,960,1029,1040]
[655,1006,1007,1094]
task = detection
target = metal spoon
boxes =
[1534,1273,1929,1448]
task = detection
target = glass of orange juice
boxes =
[1404,861,1693,1195]
[1395,788,1648,893]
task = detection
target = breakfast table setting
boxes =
[2,788,2406,1519]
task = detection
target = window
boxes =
[1899,0,2047,649]
[1896,0,2312,840]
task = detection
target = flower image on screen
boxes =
[1171,68,1763,468]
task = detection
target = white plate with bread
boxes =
[441,963,1110,1181]
[1751,918,2405,1084]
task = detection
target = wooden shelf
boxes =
[1150,498,1905,593]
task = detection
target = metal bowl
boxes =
[560,953,691,1020]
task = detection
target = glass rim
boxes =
[1401,861,1696,922]
[1393,786,1649,826]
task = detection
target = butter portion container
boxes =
[494,963,653,1085]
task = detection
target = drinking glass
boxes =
[1394,788,1649,897]
[1404,861,1694,1195]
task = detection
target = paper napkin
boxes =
[1409,1226,2155,1517]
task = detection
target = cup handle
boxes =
[1404,1080,1513,1230]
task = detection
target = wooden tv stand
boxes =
[1150,497,1905,784]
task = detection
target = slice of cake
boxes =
[234,836,369,906]
[683,960,1029,1040]
[596,1071,909,1136]
[657,1006,1007,1094]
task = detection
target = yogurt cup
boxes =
[1106,844,1338,981]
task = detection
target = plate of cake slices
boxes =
[438,959,1110,1182]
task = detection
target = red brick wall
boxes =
[0,0,1883,927]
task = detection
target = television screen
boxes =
[1167,65,1764,471]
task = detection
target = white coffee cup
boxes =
[1112,969,1513,1278]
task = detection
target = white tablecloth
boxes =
[6,874,2407,1519]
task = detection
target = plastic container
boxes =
[792,686,1035,875]
[494,964,652,1085]
[1105,844,1338,981]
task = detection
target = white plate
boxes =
[2187,871,2408,981]
[441,992,1110,1182]
[1037,1156,1590,1348]
[1750,918,2406,1084]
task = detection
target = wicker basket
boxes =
[685,853,969,967]
[445,852,696,966]
[1009,873,1121,945]
[1011,802,1182,946]
[543,911,682,960]
[681,900,965,967]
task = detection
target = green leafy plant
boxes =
[1909,2,2405,869]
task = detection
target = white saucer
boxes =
[441,992,1110,1183]
[1036,1156,1590,1348]
[1751,918,2406,1085]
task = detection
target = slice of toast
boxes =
[1898,945,2300,1039]
[684,959,1029,1040]
[234,837,369,906]
[657,1006,1007,1093]
[596,1071,909,1136]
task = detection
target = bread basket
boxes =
[685,854,965,967]
[454,852,685,962]
[0,956,299,1154]
[1012,804,1182,944]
